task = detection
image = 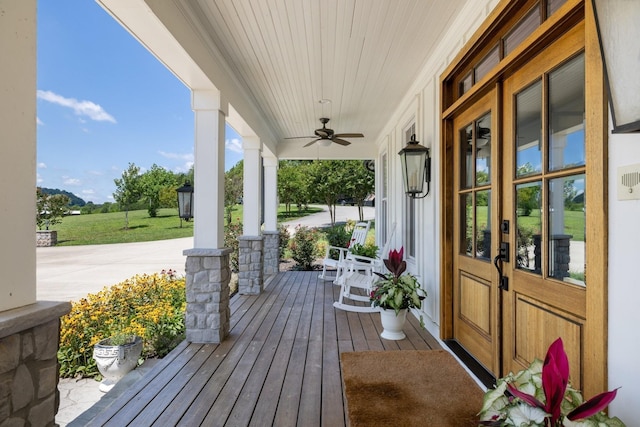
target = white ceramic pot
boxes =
[93,335,143,392]
[379,308,408,340]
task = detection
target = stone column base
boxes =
[0,301,71,426]
[183,248,232,343]
[238,236,264,295]
[263,231,280,276]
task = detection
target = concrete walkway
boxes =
[46,205,372,425]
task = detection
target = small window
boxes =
[504,6,541,56]
[475,45,500,83]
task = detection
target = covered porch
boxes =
[84,271,441,426]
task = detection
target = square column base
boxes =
[184,248,232,343]
[238,236,264,295]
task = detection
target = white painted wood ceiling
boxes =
[184,0,467,155]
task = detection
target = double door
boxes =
[452,28,587,385]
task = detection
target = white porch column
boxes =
[242,136,262,236]
[262,154,280,276]
[239,136,264,294]
[191,89,227,248]
[184,89,231,343]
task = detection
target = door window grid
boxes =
[513,53,586,286]
[459,113,492,261]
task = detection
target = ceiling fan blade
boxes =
[285,136,316,139]
[316,130,330,138]
[334,133,363,138]
[332,138,351,146]
[304,139,321,147]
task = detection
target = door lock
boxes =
[494,242,510,291]
[499,242,509,263]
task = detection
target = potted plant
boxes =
[93,333,143,392]
[369,247,425,340]
[478,337,623,426]
[349,242,379,261]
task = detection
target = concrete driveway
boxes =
[37,205,373,302]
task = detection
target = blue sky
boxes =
[37,1,243,204]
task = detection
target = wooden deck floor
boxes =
[88,271,441,426]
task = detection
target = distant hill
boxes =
[40,188,86,207]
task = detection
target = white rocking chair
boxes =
[333,223,397,313]
[318,221,370,282]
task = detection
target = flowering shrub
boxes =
[278,224,291,259]
[58,270,186,379]
[289,225,322,270]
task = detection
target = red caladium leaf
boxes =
[542,339,570,424]
[567,388,619,421]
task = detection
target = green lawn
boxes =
[476,207,584,241]
[50,204,323,246]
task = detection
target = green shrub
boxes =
[278,224,290,259]
[289,225,321,270]
[323,221,355,259]
[58,270,186,379]
[224,221,242,272]
[350,242,379,259]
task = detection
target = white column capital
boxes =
[191,89,228,115]
[242,135,262,151]
[263,154,278,168]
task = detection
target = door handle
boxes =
[493,242,509,291]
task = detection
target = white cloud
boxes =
[37,90,116,123]
[37,117,44,126]
[63,177,81,186]
[225,138,243,154]
[82,189,95,196]
[37,173,43,184]
[38,162,47,169]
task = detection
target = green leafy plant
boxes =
[370,247,426,314]
[58,270,186,379]
[224,220,242,272]
[349,242,379,259]
[278,224,291,260]
[289,225,321,270]
[478,338,623,426]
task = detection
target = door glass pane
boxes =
[476,190,491,260]
[461,124,474,189]
[461,194,473,257]
[516,80,543,177]
[549,54,585,171]
[548,175,585,285]
[476,114,492,186]
[516,181,542,273]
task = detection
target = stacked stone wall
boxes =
[0,302,70,427]
[263,231,280,276]
[36,231,57,247]
[238,236,264,295]
[184,248,232,343]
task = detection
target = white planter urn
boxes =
[379,308,408,340]
[93,335,143,392]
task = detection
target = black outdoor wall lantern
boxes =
[176,181,194,227]
[398,134,431,199]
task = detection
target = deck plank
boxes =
[88,271,442,427]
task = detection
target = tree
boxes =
[224,160,243,225]
[140,164,177,217]
[113,163,142,229]
[307,160,346,225]
[343,160,375,221]
[278,160,310,214]
[36,188,70,230]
